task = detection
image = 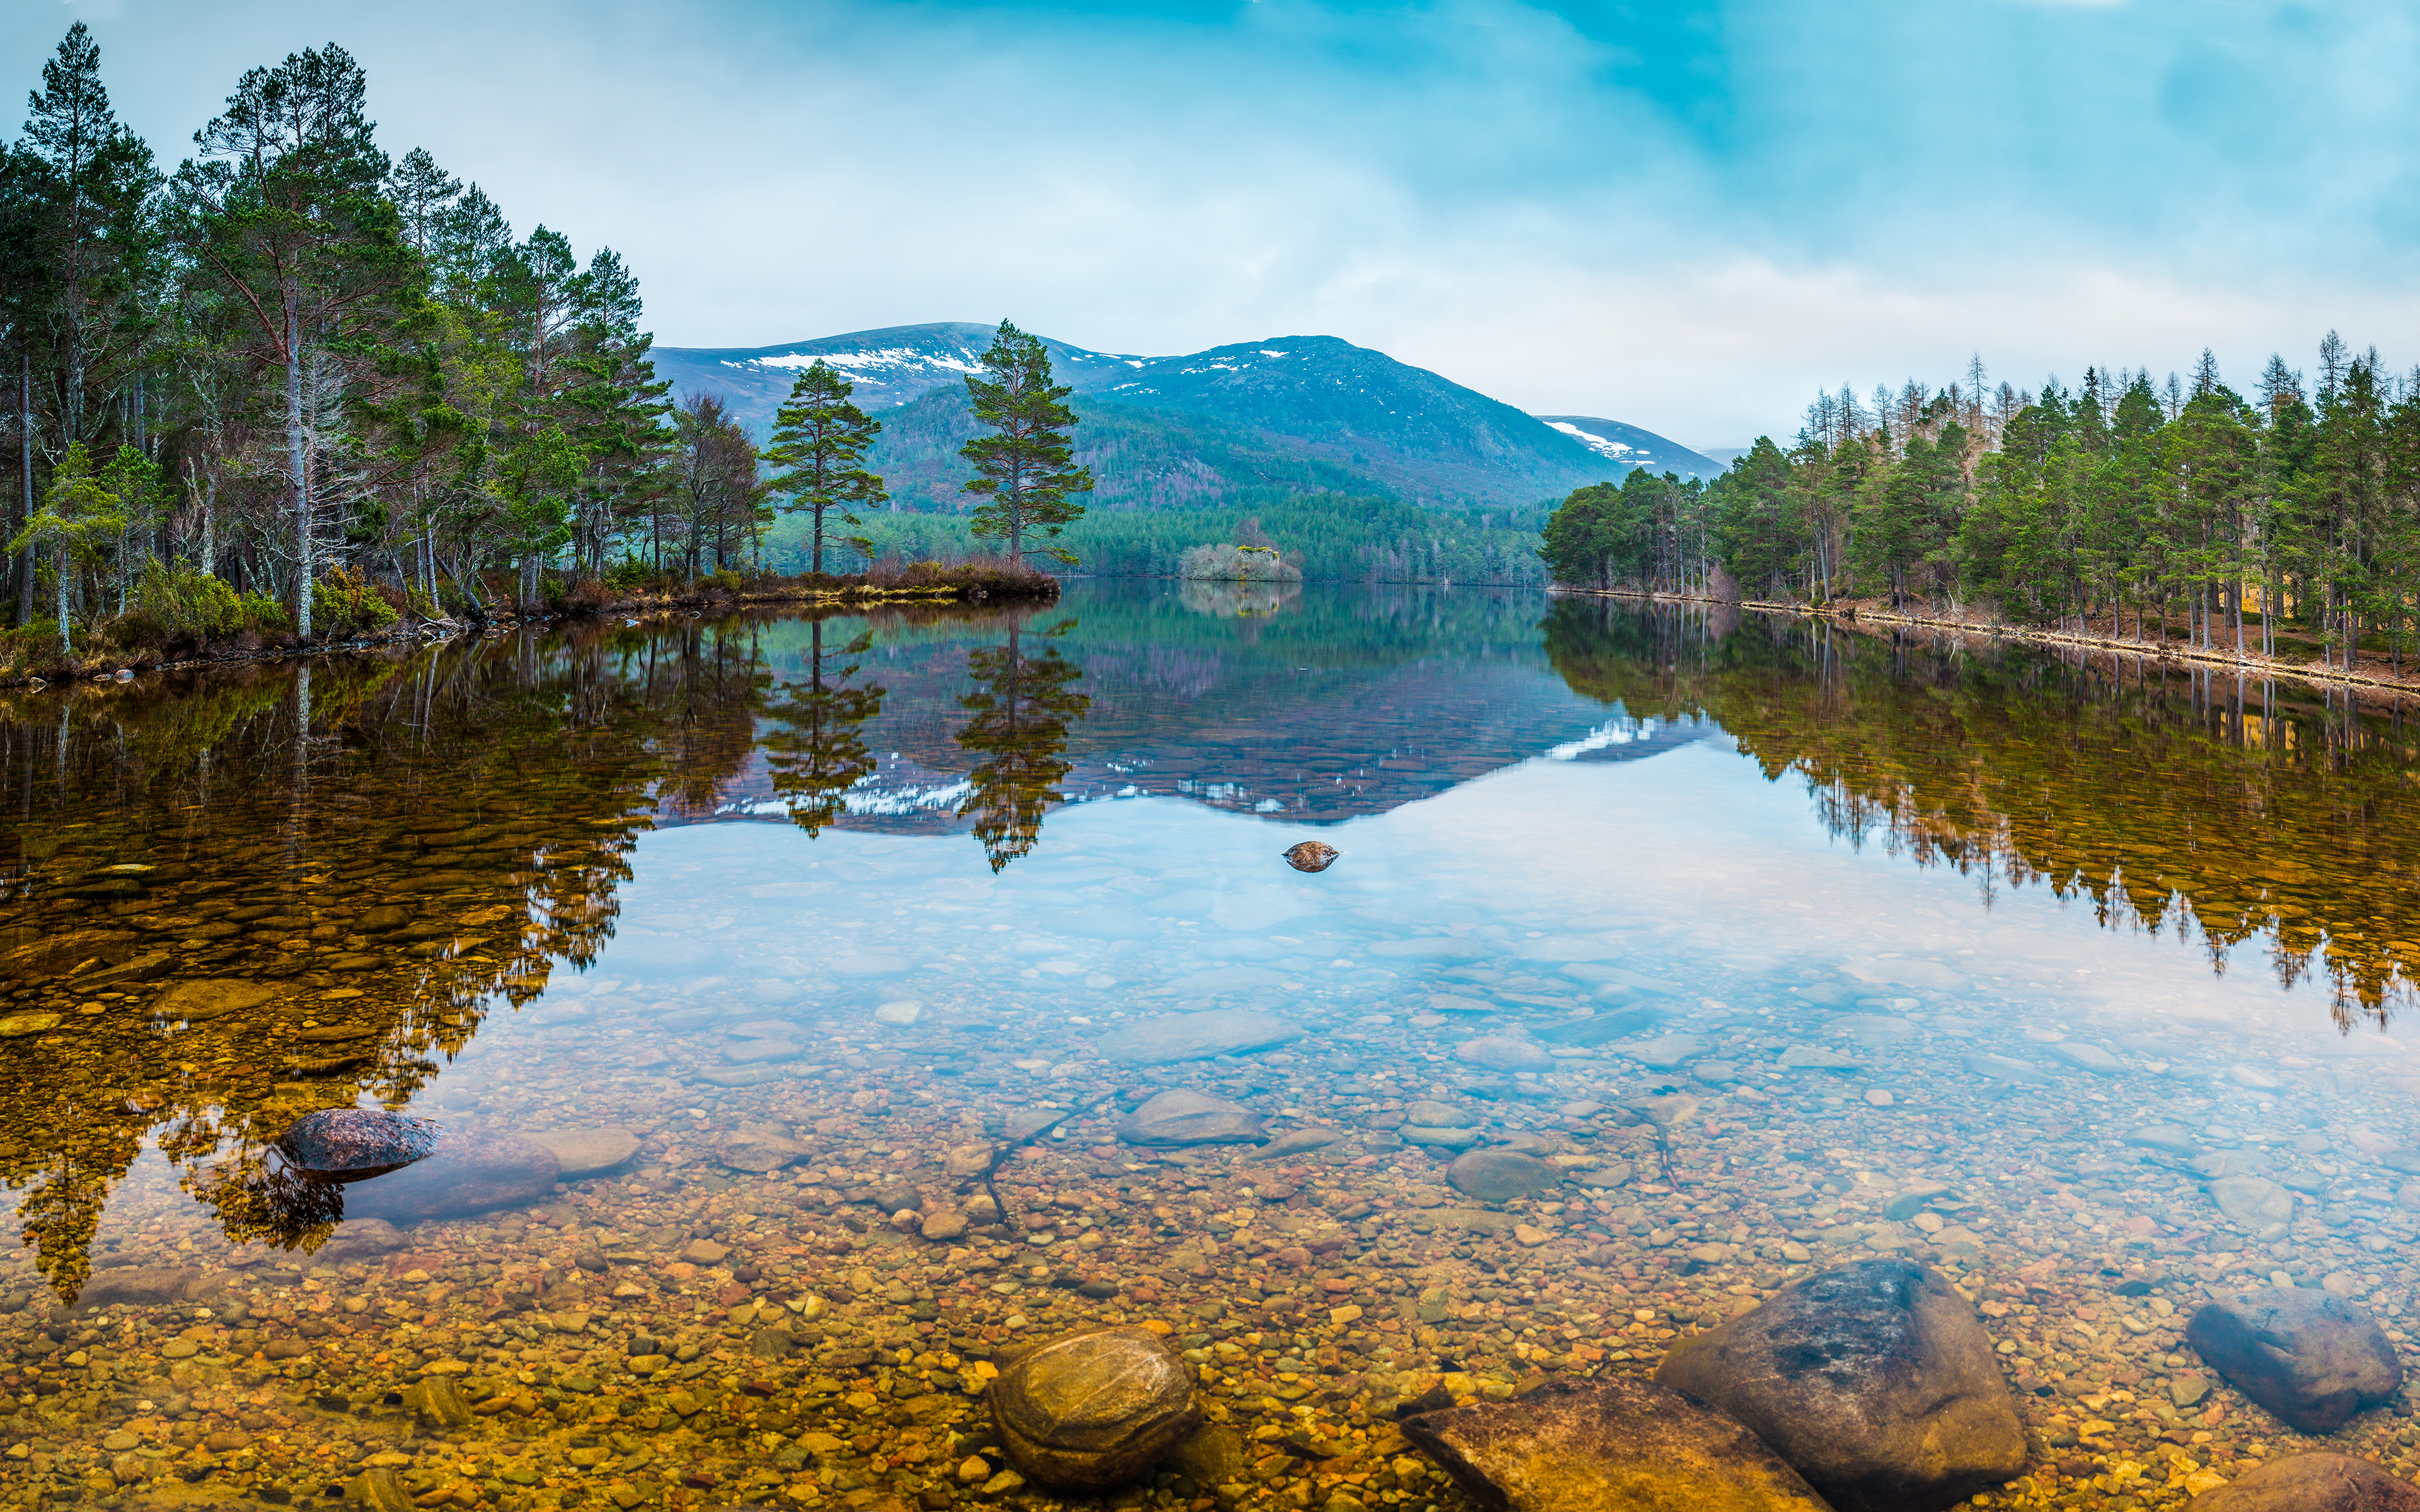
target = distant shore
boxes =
[0,568,1059,690]
[1555,585,2420,704]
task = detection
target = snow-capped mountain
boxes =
[1535,416,1726,481]
[654,322,1690,508]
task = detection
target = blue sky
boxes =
[12,0,2417,444]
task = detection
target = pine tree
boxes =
[9,440,124,654]
[960,320,1092,568]
[764,360,885,575]
[171,43,412,638]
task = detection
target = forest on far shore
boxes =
[1542,343,2420,672]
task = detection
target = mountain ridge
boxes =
[651,321,1687,508]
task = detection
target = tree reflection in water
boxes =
[955,619,1091,872]
[761,619,886,837]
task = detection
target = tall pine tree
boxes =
[765,360,884,574]
[960,321,1092,568]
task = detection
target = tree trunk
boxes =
[286,290,313,639]
[15,351,32,626]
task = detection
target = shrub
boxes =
[710,568,743,591]
[604,558,652,591]
[1180,542,1302,582]
[313,566,399,640]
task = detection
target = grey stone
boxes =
[2126,1125,2201,1155]
[2186,1288,2401,1433]
[1403,1100,1477,1128]
[2211,1176,2296,1230]
[716,1123,813,1172]
[348,1468,413,1512]
[1400,1376,1831,1512]
[1655,1258,2026,1512]
[1115,1089,1265,1147]
[1779,1045,1864,1070]
[345,1130,560,1223]
[2187,1453,2420,1511]
[1446,1150,1561,1204]
[1961,1053,2052,1084]
[2046,1041,2124,1074]
[1453,1036,1555,1072]
[989,1326,1201,1490]
[75,1266,199,1312]
[1164,1421,1247,1486]
[1400,1126,1484,1150]
[1618,1034,1713,1069]
[2170,1374,2211,1409]
[1432,1209,1515,1234]
[524,1127,640,1177]
[921,1211,969,1241]
[317,1218,410,1261]
[1250,1129,1345,1160]
[1093,1009,1303,1065]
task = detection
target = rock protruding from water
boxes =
[1654,1258,2025,1512]
[1281,840,1339,874]
[989,1326,1202,1489]
[1448,1150,1562,1204]
[2186,1288,2402,1433]
[277,1109,439,1183]
[1400,1376,1833,1511]
[1094,1009,1303,1065]
[345,1130,560,1222]
[1115,1089,1265,1147]
[2187,1452,2420,1510]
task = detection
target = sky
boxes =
[9,0,2418,446]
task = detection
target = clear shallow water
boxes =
[1,583,2417,1511]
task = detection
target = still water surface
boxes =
[0,581,2416,1511]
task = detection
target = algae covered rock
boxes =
[1400,1375,1833,1511]
[989,1326,1201,1490]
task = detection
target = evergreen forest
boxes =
[1541,346,2420,672]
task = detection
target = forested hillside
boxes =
[1541,346,2420,669]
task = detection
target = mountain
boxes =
[646,322,1141,430]
[1535,416,1726,481]
[652,321,1628,509]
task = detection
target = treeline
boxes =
[779,489,1554,586]
[1542,339,2420,669]
[0,25,780,659]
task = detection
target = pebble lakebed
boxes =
[6,939,2420,1512]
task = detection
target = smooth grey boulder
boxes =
[1454,1035,1555,1072]
[990,1326,1201,1489]
[1094,1009,1302,1064]
[524,1126,641,1177]
[1654,1258,2025,1512]
[2186,1288,2401,1432]
[715,1123,812,1173]
[1400,1376,1834,1511]
[2188,1453,2420,1510]
[1115,1089,1265,1147]
[1447,1150,1561,1204]
[2211,1175,2296,1230]
[345,1130,559,1222]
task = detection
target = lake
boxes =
[1,580,2416,1510]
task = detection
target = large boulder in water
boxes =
[1399,1376,1833,1511]
[2188,1453,2420,1510]
[1115,1089,1264,1147]
[2186,1288,2401,1433]
[1654,1258,2025,1512]
[1093,1009,1302,1065]
[989,1326,1201,1490]
[345,1129,560,1222]
[277,1109,439,1183]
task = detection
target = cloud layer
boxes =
[13,0,2414,445]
